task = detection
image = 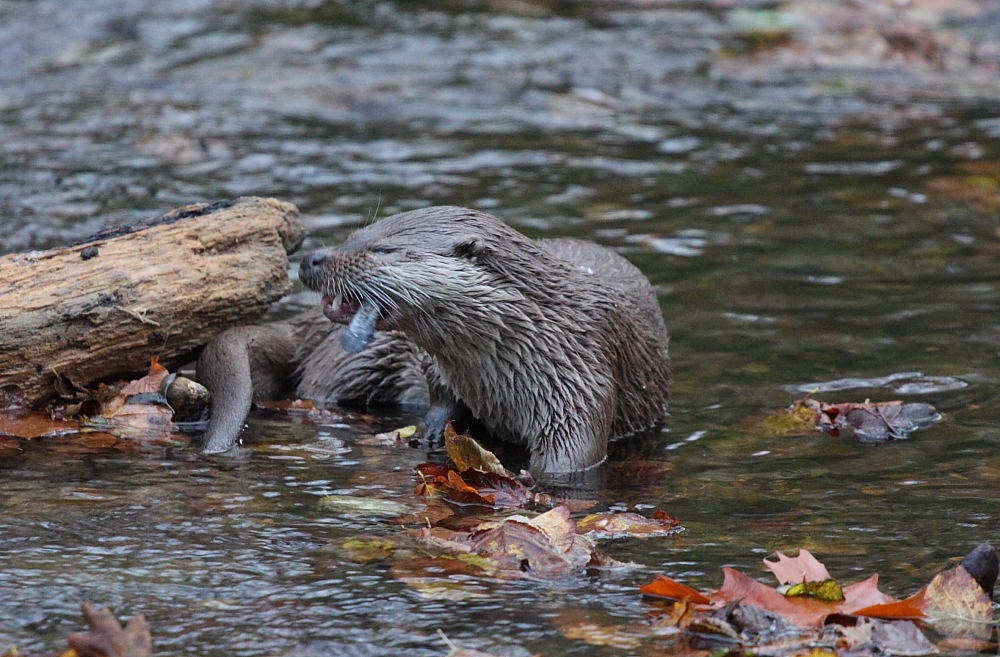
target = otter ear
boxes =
[451,236,488,260]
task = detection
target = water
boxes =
[3,0,1000,655]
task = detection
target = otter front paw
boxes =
[417,403,453,446]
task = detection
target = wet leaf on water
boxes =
[336,538,398,563]
[714,566,845,628]
[784,579,845,602]
[0,412,78,439]
[749,397,824,437]
[444,424,508,475]
[640,575,713,605]
[414,463,529,510]
[655,597,699,630]
[370,424,419,444]
[576,510,682,539]
[837,617,939,657]
[411,506,607,579]
[640,545,997,638]
[559,622,646,649]
[318,494,413,517]
[98,357,170,417]
[390,556,493,601]
[414,461,595,512]
[828,401,942,443]
[922,561,994,640]
[386,498,456,526]
[465,506,597,577]
[765,548,832,584]
[750,397,941,442]
[852,589,928,621]
[67,602,152,657]
[81,359,175,440]
[636,544,998,655]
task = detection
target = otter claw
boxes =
[341,302,380,353]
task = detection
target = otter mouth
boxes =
[321,292,385,353]
[321,293,362,324]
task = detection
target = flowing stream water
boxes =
[3,0,1000,655]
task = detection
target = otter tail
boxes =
[197,324,298,453]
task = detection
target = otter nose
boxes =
[301,250,329,276]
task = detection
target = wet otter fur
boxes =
[298,206,671,473]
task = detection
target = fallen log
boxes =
[0,196,305,407]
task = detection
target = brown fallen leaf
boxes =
[565,546,997,656]
[98,358,170,418]
[67,601,152,657]
[576,510,682,539]
[852,549,996,646]
[412,506,608,579]
[922,563,993,639]
[445,424,508,475]
[642,549,994,630]
[81,359,175,440]
[466,506,596,577]
[0,411,78,439]
[751,397,941,442]
[414,462,594,513]
[639,574,712,605]
[764,548,832,584]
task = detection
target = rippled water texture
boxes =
[3,0,1000,655]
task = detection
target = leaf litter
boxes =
[0,359,207,455]
[316,428,683,599]
[585,544,1000,656]
[752,396,941,442]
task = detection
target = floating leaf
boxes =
[639,574,712,605]
[0,412,78,439]
[784,579,845,602]
[853,589,927,621]
[445,425,508,475]
[559,622,645,649]
[67,602,152,657]
[337,538,397,563]
[923,562,994,640]
[414,462,589,512]
[765,548,832,584]
[318,495,412,517]
[412,506,605,579]
[576,511,682,539]
[750,397,941,442]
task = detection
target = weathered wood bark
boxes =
[0,196,306,406]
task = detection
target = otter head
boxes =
[298,206,544,356]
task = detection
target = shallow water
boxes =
[3,0,1000,655]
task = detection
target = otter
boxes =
[297,206,672,473]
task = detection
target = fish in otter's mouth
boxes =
[318,293,381,354]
